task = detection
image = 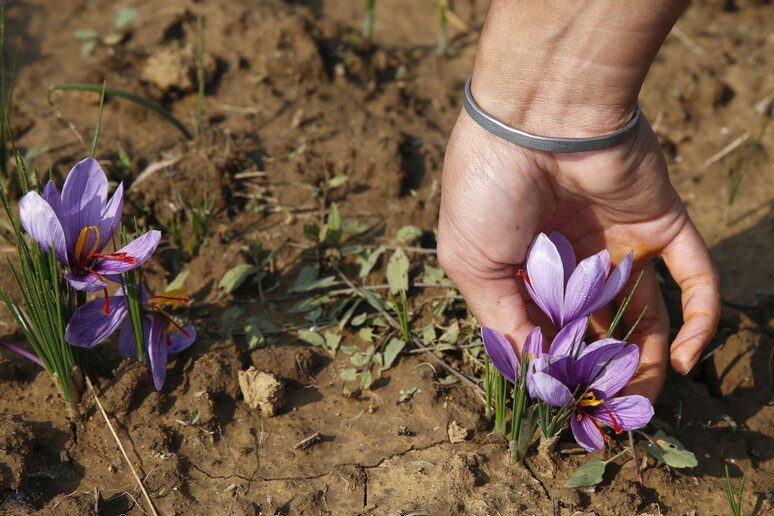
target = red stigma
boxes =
[90,251,137,265]
[577,407,611,441]
[599,404,623,434]
[517,269,531,287]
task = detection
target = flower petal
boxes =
[585,251,634,315]
[530,371,572,406]
[548,232,575,285]
[42,180,65,222]
[588,395,653,431]
[60,157,109,250]
[523,326,544,359]
[65,296,127,347]
[571,412,606,452]
[19,192,69,265]
[92,230,161,274]
[482,327,518,383]
[563,251,608,324]
[548,316,588,357]
[118,321,138,358]
[64,271,108,292]
[147,316,169,390]
[96,183,124,250]
[525,233,565,327]
[571,339,627,390]
[168,325,196,355]
[588,344,640,398]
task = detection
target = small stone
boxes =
[238,367,285,417]
[447,420,469,444]
[754,96,774,116]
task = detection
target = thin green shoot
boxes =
[723,464,745,516]
[509,355,532,463]
[606,270,644,339]
[119,223,147,364]
[90,81,108,158]
[437,0,449,55]
[622,305,648,342]
[196,16,205,138]
[48,83,193,140]
[392,290,411,345]
[0,156,82,414]
[362,0,376,42]
[483,353,492,419]
[723,116,769,226]
[493,372,508,435]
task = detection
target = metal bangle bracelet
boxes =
[462,76,641,153]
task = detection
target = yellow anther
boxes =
[578,392,605,407]
[74,226,101,263]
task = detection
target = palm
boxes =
[439,113,720,402]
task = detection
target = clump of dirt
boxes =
[238,367,285,416]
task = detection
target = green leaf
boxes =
[564,458,607,488]
[349,353,370,367]
[340,368,358,382]
[396,225,422,244]
[289,295,330,314]
[326,202,343,243]
[74,29,99,40]
[289,276,337,293]
[358,327,375,342]
[351,312,367,327]
[303,222,320,240]
[304,307,323,321]
[102,32,124,46]
[421,323,436,345]
[219,264,258,293]
[360,371,373,389]
[358,246,385,279]
[166,270,189,291]
[80,40,98,56]
[338,298,362,329]
[324,331,341,353]
[386,248,409,294]
[422,265,451,285]
[342,219,370,234]
[244,318,266,350]
[113,6,138,29]
[641,431,698,468]
[381,337,405,372]
[363,289,387,312]
[328,175,349,188]
[298,330,325,347]
[438,375,458,385]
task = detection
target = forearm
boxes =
[471,0,689,136]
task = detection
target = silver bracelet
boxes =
[463,76,641,153]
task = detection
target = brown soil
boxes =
[1,0,773,514]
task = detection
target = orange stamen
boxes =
[74,226,101,266]
[578,391,605,407]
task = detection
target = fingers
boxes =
[619,262,670,403]
[661,219,721,374]
[437,228,536,356]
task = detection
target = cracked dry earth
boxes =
[1,0,774,514]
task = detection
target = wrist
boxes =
[471,0,687,138]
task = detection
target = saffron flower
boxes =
[19,157,160,293]
[530,340,653,452]
[483,316,588,389]
[520,232,634,329]
[481,326,542,384]
[65,287,195,390]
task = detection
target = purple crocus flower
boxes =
[19,157,160,294]
[65,287,195,390]
[482,326,543,383]
[519,232,634,329]
[483,316,588,390]
[530,340,653,452]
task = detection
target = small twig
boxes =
[294,432,322,450]
[703,132,751,168]
[86,377,159,516]
[671,25,705,55]
[629,430,643,484]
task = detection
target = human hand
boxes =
[438,108,720,403]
